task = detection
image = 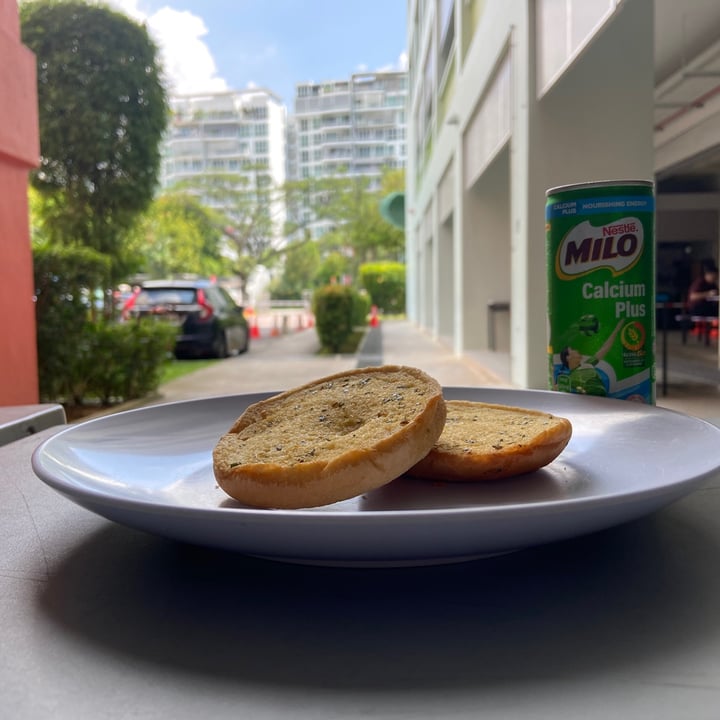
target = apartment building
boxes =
[160,88,287,231]
[407,0,720,389]
[291,71,408,238]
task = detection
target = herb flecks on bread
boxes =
[213,365,447,508]
[407,400,572,481]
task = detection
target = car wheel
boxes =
[212,331,228,358]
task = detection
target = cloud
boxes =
[361,52,409,75]
[105,0,227,94]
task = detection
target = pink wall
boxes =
[0,0,40,404]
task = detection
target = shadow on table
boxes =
[37,512,720,690]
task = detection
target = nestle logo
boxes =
[556,218,643,278]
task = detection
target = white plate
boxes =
[32,388,720,567]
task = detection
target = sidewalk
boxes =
[144,318,720,423]
[144,318,507,407]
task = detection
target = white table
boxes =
[3,421,720,719]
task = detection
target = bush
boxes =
[34,243,111,403]
[359,262,406,314]
[80,320,176,404]
[313,284,369,353]
[34,243,175,409]
[353,289,372,327]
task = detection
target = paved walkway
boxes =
[145,319,508,407]
[136,318,720,423]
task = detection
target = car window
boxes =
[217,287,239,309]
[206,287,226,310]
[138,288,197,305]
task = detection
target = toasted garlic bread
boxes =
[213,365,447,508]
[407,400,572,481]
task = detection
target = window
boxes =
[439,0,455,83]
[537,0,617,95]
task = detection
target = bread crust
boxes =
[408,400,572,481]
[213,365,447,508]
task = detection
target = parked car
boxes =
[125,279,250,359]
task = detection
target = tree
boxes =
[269,239,321,299]
[125,191,228,278]
[21,0,168,280]
[173,171,285,301]
[316,250,352,287]
[334,171,406,266]
[283,168,406,279]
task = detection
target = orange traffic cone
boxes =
[369,305,379,327]
[250,317,261,339]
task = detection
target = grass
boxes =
[160,358,220,384]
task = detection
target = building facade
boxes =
[291,71,408,238]
[161,89,287,192]
[160,89,287,244]
[406,0,656,389]
[0,0,40,404]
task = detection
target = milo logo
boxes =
[556,217,643,279]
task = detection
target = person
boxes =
[687,258,719,316]
[557,319,624,396]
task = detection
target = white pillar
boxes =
[512,0,656,388]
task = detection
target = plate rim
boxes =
[31,387,720,521]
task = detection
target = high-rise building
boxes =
[161,89,286,191]
[158,89,287,302]
[160,89,287,236]
[291,71,408,238]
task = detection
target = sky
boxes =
[107,0,408,106]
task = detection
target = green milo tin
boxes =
[546,180,655,404]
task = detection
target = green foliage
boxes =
[353,289,372,327]
[269,239,321,299]
[34,243,112,385]
[282,169,406,283]
[315,250,351,287]
[359,262,406,314]
[313,284,369,353]
[126,191,228,278]
[21,0,168,280]
[33,243,174,407]
[34,242,108,401]
[174,171,284,301]
[77,320,176,405]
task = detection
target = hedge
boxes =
[359,261,405,314]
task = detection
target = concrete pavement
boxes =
[144,318,509,407]
[140,318,720,424]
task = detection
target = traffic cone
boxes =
[369,305,379,327]
[250,317,261,339]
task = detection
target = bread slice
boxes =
[407,400,572,481]
[213,365,447,508]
